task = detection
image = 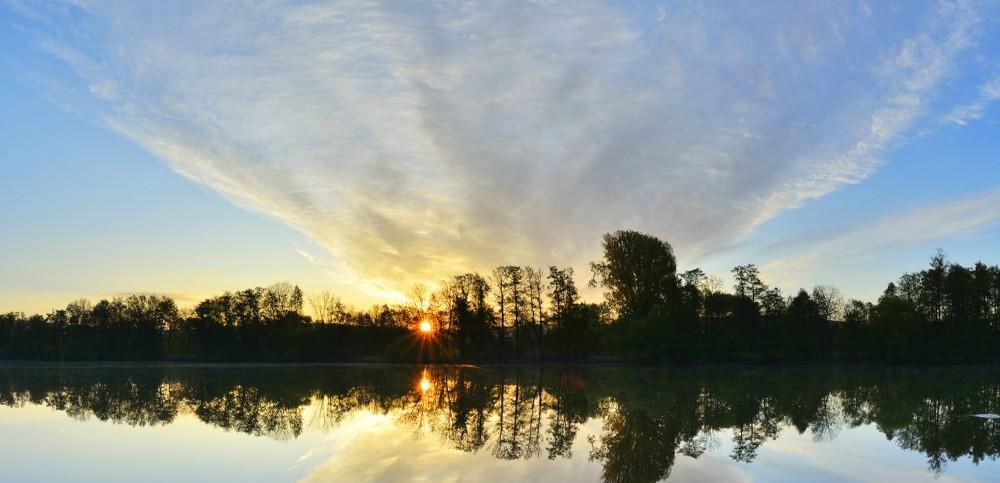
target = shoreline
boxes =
[1,360,998,369]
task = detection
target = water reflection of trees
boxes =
[1,367,997,481]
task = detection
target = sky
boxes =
[1,0,999,314]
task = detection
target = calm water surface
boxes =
[0,365,997,482]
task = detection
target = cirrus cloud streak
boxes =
[8,0,996,297]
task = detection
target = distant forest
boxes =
[2,230,999,363]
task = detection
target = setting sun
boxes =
[419,320,432,333]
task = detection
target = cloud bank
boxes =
[9,0,997,297]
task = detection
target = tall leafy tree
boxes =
[589,230,679,319]
[731,264,766,303]
[547,266,580,358]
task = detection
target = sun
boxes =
[419,320,432,333]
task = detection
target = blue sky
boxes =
[1,0,998,313]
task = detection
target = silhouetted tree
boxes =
[812,285,844,322]
[732,264,766,303]
[547,266,579,359]
[590,230,679,320]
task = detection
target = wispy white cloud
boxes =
[762,188,1000,286]
[8,0,995,298]
[943,75,1000,126]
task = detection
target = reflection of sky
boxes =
[0,405,327,482]
[715,427,989,483]
[2,402,996,482]
[298,414,606,483]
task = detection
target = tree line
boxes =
[1,366,996,481]
[2,230,999,362]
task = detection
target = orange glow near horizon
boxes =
[419,320,432,334]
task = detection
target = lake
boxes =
[0,364,997,482]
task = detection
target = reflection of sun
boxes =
[419,368,432,392]
[419,320,432,333]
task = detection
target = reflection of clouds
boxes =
[665,452,752,483]
[752,427,976,483]
[11,1,999,296]
[298,412,753,483]
[299,411,603,483]
[4,368,1000,482]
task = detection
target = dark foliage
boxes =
[2,232,998,363]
